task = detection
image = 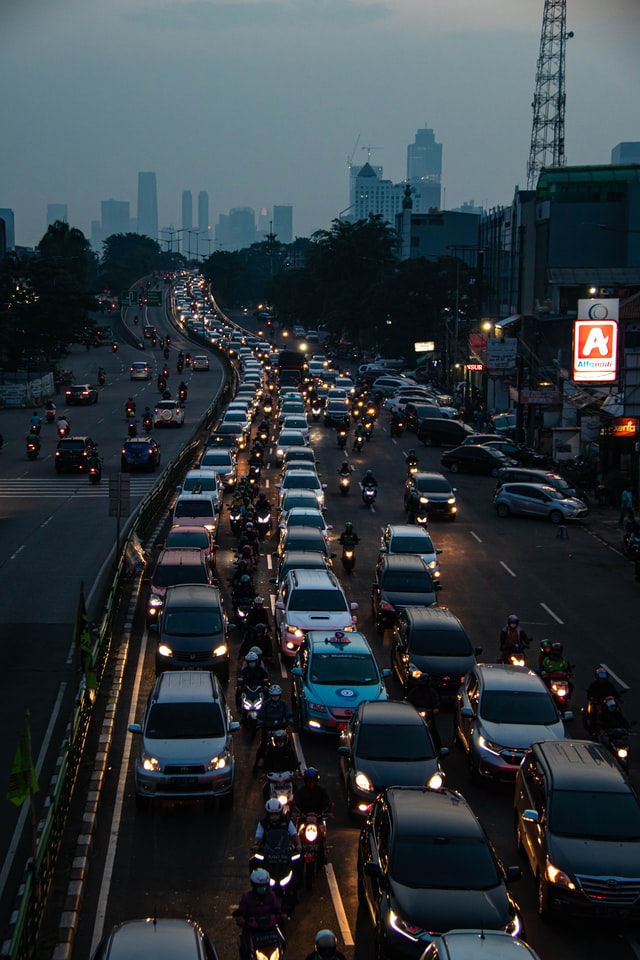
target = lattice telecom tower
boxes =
[526,0,573,189]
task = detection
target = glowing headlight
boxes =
[149,595,163,609]
[355,771,374,792]
[213,644,228,657]
[277,792,290,806]
[503,914,522,938]
[546,862,576,890]
[427,772,444,791]
[142,754,160,772]
[304,822,318,842]
[157,644,173,657]
[427,560,437,569]
[419,496,429,504]
[389,911,424,942]
[285,625,305,639]
[478,736,504,756]
[447,498,456,505]
[208,755,227,771]
[617,747,628,760]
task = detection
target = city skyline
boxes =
[1,0,638,249]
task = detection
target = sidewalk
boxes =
[580,503,626,555]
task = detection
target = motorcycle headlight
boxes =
[617,746,629,760]
[304,822,318,842]
[149,595,163,609]
[157,643,173,657]
[142,753,161,772]
[355,771,374,793]
[546,862,576,890]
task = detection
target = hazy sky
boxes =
[1,0,638,249]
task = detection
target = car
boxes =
[270,550,331,594]
[404,472,457,521]
[192,355,210,371]
[514,739,640,919]
[208,422,245,450]
[163,524,217,575]
[278,489,323,516]
[279,400,307,421]
[417,418,475,447]
[371,376,415,399]
[372,554,439,635]
[491,412,517,438]
[441,445,517,476]
[172,493,218,532]
[128,671,239,808]
[416,930,541,960]
[274,568,358,658]
[180,470,223,512]
[495,467,579,498]
[281,446,316,468]
[129,361,152,381]
[391,607,481,699]
[275,526,334,565]
[339,701,445,817]
[220,410,249,434]
[323,400,350,428]
[120,436,161,472]
[64,383,98,405]
[146,547,215,627]
[494,482,588,524]
[276,429,309,461]
[157,584,231,681]
[154,399,185,428]
[280,414,310,441]
[480,438,548,466]
[291,630,389,733]
[379,524,442,583]
[277,469,326,510]
[455,664,567,783]
[197,448,236,488]
[357,786,522,958]
[92,918,220,960]
[54,435,97,474]
[404,402,448,431]
[225,401,252,422]
[280,507,332,542]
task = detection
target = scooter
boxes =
[142,415,153,432]
[297,812,328,891]
[229,507,243,536]
[240,916,286,960]
[26,440,39,460]
[264,770,296,815]
[390,419,404,438]
[362,484,377,506]
[89,462,102,485]
[57,422,71,438]
[98,371,106,386]
[127,420,137,438]
[407,462,419,477]
[352,435,364,453]
[45,408,56,424]
[341,545,355,575]
[239,683,266,736]
[545,670,573,719]
[179,387,187,404]
[338,475,350,496]
[337,430,348,449]
[311,405,321,422]
[500,640,528,668]
[256,511,272,539]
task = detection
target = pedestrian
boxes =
[619,487,634,526]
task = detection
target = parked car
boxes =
[357,786,522,957]
[391,607,481,698]
[495,467,579,498]
[441,445,517,476]
[491,412,517,438]
[339,701,445,818]
[417,418,474,447]
[494,482,588,524]
[128,671,238,809]
[121,436,161,472]
[404,471,457,520]
[372,554,439,634]
[65,383,98,405]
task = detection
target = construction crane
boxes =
[362,144,383,163]
[526,0,573,189]
[346,134,361,170]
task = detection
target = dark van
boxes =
[404,403,444,432]
[417,418,475,446]
[391,607,481,698]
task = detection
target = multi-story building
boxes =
[0,208,15,250]
[215,207,256,251]
[46,204,68,227]
[101,199,131,238]
[273,205,293,244]
[137,172,158,241]
[182,191,193,231]
[407,126,442,212]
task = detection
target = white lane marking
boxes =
[10,545,25,559]
[470,530,482,543]
[325,863,355,946]
[291,732,306,771]
[39,514,54,527]
[0,682,67,899]
[540,602,564,625]
[266,553,272,570]
[91,629,148,953]
[500,561,516,577]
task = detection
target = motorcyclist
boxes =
[57,415,70,434]
[293,768,332,818]
[255,798,301,853]
[407,674,443,751]
[338,461,352,478]
[255,686,294,769]
[97,367,105,382]
[179,380,188,398]
[125,397,136,417]
[339,521,360,548]
[255,491,271,516]
[406,448,419,471]
[230,559,251,590]
[239,621,272,662]
[232,867,286,960]
[536,639,552,672]
[238,543,258,576]
[596,696,630,739]
[245,596,272,632]
[26,427,41,450]
[362,469,378,488]
[45,399,56,413]
[30,412,42,432]
[390,410,404,434]
[263,728,300,777]
[499,614,531,657]
[238,522,260,559]
[303,930,347,960]
[585,667,621,733]
[541,642,573,696]
[236,651,269,710]
[234,573,256,604]
[87,447,102,471]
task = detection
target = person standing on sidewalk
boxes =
[619,487,634,526]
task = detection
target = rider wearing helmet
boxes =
[236,651,269,709]
[362,468,378,486]
[235,573,256,601]
[232,867,286,960]
[294,768,332,818]
[499,614,531,656]
[254,685,294,768]
[598,696,629,736]
[246,595,271,631]
[338,521,360,548]
[587,667,618,704]
[338,460,352,478]
[406,448,419,470]
[262,728,300,778]
[255,798,300,850]
[537,639,552,671]
[303,930,347,960]
[540,642,573,696]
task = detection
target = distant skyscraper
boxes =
[90,220,103,251]
[198,191,210,240]
[101,199,130,238]
[137,172,158,240]
[352,164,405,225]
[47,204,68,227]
[182,191,193,230]
[407,126,442,211]
[611,142,640,164]
[227,208,256,251]
[349,163,383,209]
[273,205,293,244]
[0,208,16,250]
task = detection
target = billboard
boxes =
[486,338,518,371]
[573,299,619,383]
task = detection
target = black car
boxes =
[357,786,522,959]
[371,554,439,634]
[441,444,516,477]
[404,471,457,520]
[479,438,548,466]
[121,436,161,472]
[54,435,97,473]
[338,700,445,817]
[391,607,481,698]
[323,401,350,428]
[64,383,98,405]
[205,432,238,450]
[416,418,474,447]
[157,583,231,681]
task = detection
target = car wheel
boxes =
[496,503,510,518]
[549,509,564,525]
[537,870,550,918]
[449,461,460,473]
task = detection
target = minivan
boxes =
[417,418,475,446]
[391,606,481,697]
[404,402,446,431]
[515,739,640,918]
[157,583,232,681]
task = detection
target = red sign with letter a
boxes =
[573,299,619,383]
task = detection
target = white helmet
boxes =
[245,651,259,664]
[270,684,282,697]
[250,867,270,889]
[265,798,283,815]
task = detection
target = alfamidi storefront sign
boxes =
[573,299,619,383]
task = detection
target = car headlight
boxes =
[547,862,576,890]
[355,771,374,793]
[213,644,227,657]
[142,753,161,772]
[447,498,456,505]
[285,624,305,638]
[307,701,327,713]
[478,735,504,756]
[157,643,173,657]
[419,496,429,504]
[427,560,437,570]
[149,595,163,609]
[409,663,422,679]
[389,911,425,942]
[208,752,228,771]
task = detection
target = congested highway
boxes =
[4,278,640,960]
[44,300,640,960]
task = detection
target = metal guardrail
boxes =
[1,344,236,960]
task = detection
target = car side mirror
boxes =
[364,861,383,878]
[436,548,443,555]
[439,747,450,758]
[521,808,539,824]
[291,667,303,677]
[350,602,359,611]
[506,866,522,883]
[382,669,391,678]
[461,706,474,718]
[128,723,142,734]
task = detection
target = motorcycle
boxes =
[88,462,102,484]
[125,402,136,418]
[336,430,348,449]
[230,507,244,536]
[127,420,137,438]
[598,726,631,772]
[241,916,286,960]
[57,422,71,438]
[26,440,39,460]
[407,462,419,478]
[500,641,528,668]
[258,427,269,444]
[338,475,350,496]
[297,812,327,891]
[545,670,573,719]
[157,377,166,394]
[179,387,187,404]
[264,770,296,814]
[390,419,404,438]
[363,419,374,440]
[98,371,106,386]
[176,360,184,374]
[45,408,56,424]
[352,435,364,453]
[234,595,255,627]
[262,400,273,416]
[142,415,153,432]
[362,484,377,507]
[112,343,118,353]
[341,545,355,575]
[311,405,321,422]
[251,828,301,913]
[256,511,272,539]
[239,683,266,736]
[185,354,191,367]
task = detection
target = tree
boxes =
[100,233,163,293]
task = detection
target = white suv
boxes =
[154,399,185,427]
[274,569,358,658]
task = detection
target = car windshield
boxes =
[166,531,209,549]
[289,589,348,612]
[357,722,435,761]
[382,571,433,592]
[60,440,85,451]
[174,500,215,518]
[416,477,452,494]
[146,703,224,739]
[548,790,640,839]
[153,564,208,587]
[164,610,223,636]
[410,629,472,656]
[310,653,378,685]
[283,476,319,490]
[480,690,557,725]
[287,514,323,530]
[183,477,219,493]
[390,534,434,554]
[201,454,231,467]
[391,836,501,889]
[284,535,327,554]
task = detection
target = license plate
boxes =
[171,777,197,785]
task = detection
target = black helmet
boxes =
[551,641,563,655]
[507,614,519,626]
[315,930,338,960]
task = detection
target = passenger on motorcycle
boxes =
[407,674,442,751]
[232,868,286,960]
[263,729,300,776]
[57,415,70,433]
[294,768,332,818]
[255,686,294,768]
[499,614,531,657]
[239,621,272,662]
[304,930,347,960]
[255,799,301,852]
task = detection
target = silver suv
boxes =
[154,399,185,427]
[274,568,358,658]
[129,671,239,809]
